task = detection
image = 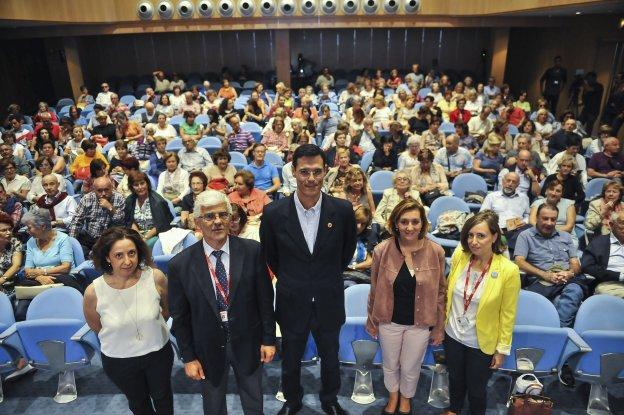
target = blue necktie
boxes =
[212,250,230,341]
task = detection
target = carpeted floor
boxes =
[1,355,622,414]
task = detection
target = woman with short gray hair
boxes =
[15,208,79,320]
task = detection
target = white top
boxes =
[202,238,231,296]
[445,263,489,349]
[27,173,67,202]
[280,162,297,195]
[481,190,530,229]
[93,267,169,358]
[608,235,624,277]
[293,191,322,254]
[1,175,30,195]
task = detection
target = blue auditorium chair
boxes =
[570,295,624,415]
[359,151,374,173]
[0,287,99,403]
[55,98,74,112]
[417,88,431,99]
[450,173,488,211]
[508,124,519,137]
[339,284,381,365]
[427,196,471,250]
[229,151,247,170]
[243,80,257,89]
[265,151,284,167]
[165,138,184,152]
[119,94,136,107]
[369,170,394,205]
[585,178,609,202]
[241,121,262,142]
[152,233,198,274]
[0,292,18,402]
[198,136,223,154]
[440,122,455,135]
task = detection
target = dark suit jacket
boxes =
[581,234,620,283]
[124,190,173,233]
[260,193,356,334]
[167,236,276,386]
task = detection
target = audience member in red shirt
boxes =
[449,98,472,124]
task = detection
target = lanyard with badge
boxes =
[457,256,492,331]
[204,253,230,323]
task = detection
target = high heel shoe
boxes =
[381,408,396,415]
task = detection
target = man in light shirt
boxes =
[178,136,213,172]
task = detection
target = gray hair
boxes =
[406,135,420,147]
[21,207,52,231]
[193,190,232,217]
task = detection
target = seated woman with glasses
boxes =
[0,212,22,295]
[229,203,259,242]
[228,170,271,233]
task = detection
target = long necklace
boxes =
[116,276,143,341]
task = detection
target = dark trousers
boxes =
[15,275,83,321]
[544,94,560,114]
[101,343,174,415]
[201,343,263,415]
[443,335,493,415]
[281,306,341,406]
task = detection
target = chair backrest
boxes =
[198,136,222,149]
[241,121,262,133]
[0,291,15,329]
[169,115,185,125]
[243,80,257,89]
[64,179,75,196]
[574,294,624,333]
[508,124,519,137]
[359,151,374,172]
[369,170,394,192]
[585,178,609,201]
[229,151,247,165]
[440,122,455,135]
[102,141,116,156]
[451,173,488,198]
[428,196,470,229]
[417,88,431,99]
[514,290,560,327]
[26,286,84,321]
[120,95,136,107]
[55,98,74,111]
[265,151,284,167]
[153,233,198,256]
[344,284,370,318]
[166,138,184,152]
[69,236,86,267]
[196,114,210,125]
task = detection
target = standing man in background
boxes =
[261,144,356,415]
[540,56,567,114]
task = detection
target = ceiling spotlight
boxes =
[301,0,317,15]
[383,0,398,13]
[322,0,336,15]
[403,0,419,13]
[198,0,214,16]
[342,0,358,14]
[218,0,234,16]
[157,1,174,18]
[238,0,256,16]
[260,0,276,15]
[137,1,154,20]
[279,0,296,15]
[363,0,378,14]
[177,0,194,17]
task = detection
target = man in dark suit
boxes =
[581,209,624,298]
[168,190,276,415]
[260,144,357,415]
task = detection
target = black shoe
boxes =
[321,402,349,415]
[381,407,396,415]
[558,363,575,387]
[277,402,303,415]
[397,409,411,415]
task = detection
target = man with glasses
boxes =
[96,82,114,107]
[261,144,356,415]
[168,190,276,415]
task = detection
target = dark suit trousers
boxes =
[281,303,341,406]
[201,343,263,415]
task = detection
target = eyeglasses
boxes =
[395,177,410,182]
[199,212,230,222]
[296,168,324,178]
[0,228,12,233]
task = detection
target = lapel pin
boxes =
[491,271,499,279]
[327,222,333,228]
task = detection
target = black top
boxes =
[391,262,416,325]
[372,148,398,170]
[541,173,585,208]
[92,124,117,142]
[180,192,195,213]
[408,117,429,135]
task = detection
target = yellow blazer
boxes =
[445,247,521,355]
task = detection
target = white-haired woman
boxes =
[398,136,421,171]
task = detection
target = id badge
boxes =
[220,311,229,322]
[457,316,470,332]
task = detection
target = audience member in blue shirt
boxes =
[243,143,281,196]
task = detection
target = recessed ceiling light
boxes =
[575,11,581,15]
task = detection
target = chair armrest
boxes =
[71,323,100,355]
[564,327,592,353]
[0,324,26,359]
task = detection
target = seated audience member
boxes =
[178,92,202,116]
[71,140,109,183]
[519,119,547,156]
[530,179,577,246]
[464,90,482,116]
[204,150,236,192]
[38,140,66,174]
[353,118,379,153]
[243,144,281,196]
[170,85,185,111]
[514,90,531,113]
[387,121,408,153]
[434,134,473,182]
[437,89,455,122]
[180,171,208,233]
[228,170,271,226]
[449,97,471,124]
[318,83,337,105]
[34,101,58,123]
[80,159,110,195]
[218,78,238,100]
[28,157,65,203]
[515,204,585,327]
[291,119,313,146]
[322,121,351,151]
[0,182,23,227]
[488,120,513,155]
[317,104,341,144]
[0,143,29,177]
[581,209,624,299]
[585,180,623,236]
[481,172,530,243]
[408,107,430,135]
[261,116,289,157]
[228,202,259,241]
[455,122,478,154]
[34,112,60,141]
[0,212,22,294]
[243,95,266,125]
[372,171,423,235]
[114,112,143,144]
[124,171,173,250]
[506,134,545,175]
[369,97,394,129]
[409,148,450,205]
[547,137,587,186]
[91,111,117,143]
[178,135,213,172]
[372,136,398,172]
[341,166,376,214]
[342,206,374,288]
[498,149,542,198]
[587,137,624,180]
[34,174,77,229]
[150,113,177,142]
[16,208,79,321]
[0,160,30,202]
[64,126,87,160]
[467,106,493,145]
[323,148,359,196]
[553,110,587,137]
[139,102,160,126]
[156,93,175,118]
[6,115,33,144]
[419,117,445,153]
[116,156,140,198]
[397,136,421,171]
[95,82,113,106]
[152,70,170,93]
[144,86,161,105]
[149,136,169,179]
[131,126,156,166]
[279,144,299,197]
[69,176,126,254]
[395,97,418,130]
[0,131,27,159]
[548,117,582,158]
[157,152,190,206]
[77,85,94,109]
[108,140,130,180]
[107,93,129,118]
[226,115,255,157]
[501,99,526,126]
[585,124,612,158]
[541,154,585,209]
[179,111,203,142]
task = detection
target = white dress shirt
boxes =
[481,190,530,229]
[607,235,624,278]
[202,237,231,296]
[293,191,322,254]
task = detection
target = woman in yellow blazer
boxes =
[443,210,520,415]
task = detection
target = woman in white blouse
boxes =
[27,157,66,203]
[155,94,174,118]
[150,113,178,143]
[156,153,189,207]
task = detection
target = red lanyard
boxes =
[204,253,230,306]
[462,256,492,314]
